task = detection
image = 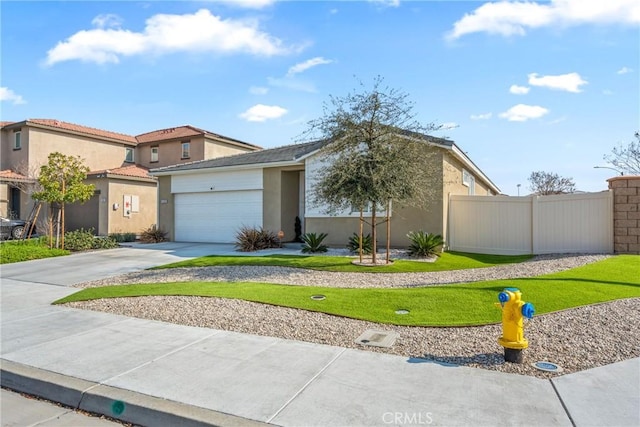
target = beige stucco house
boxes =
[0,119,259,236]
[151,135,500,247]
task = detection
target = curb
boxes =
[1,359,269,427]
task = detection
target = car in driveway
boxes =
[0,216,32,240]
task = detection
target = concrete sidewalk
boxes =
[1,243,639,426]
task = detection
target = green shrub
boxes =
[301,232,328,253]
[407,231,444,257]
[109,232,137,243]
[347,232,373,255]
[140,225,168,243]
[63,228,118,251]
[0,239,69,264]
[64,228,97,251]
[235,226,280,252]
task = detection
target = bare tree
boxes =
[603,132,640,175]
[528,171,576,195]
[302,76,440,263]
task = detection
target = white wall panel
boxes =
[448,192,613,255]
[171,169,262,194]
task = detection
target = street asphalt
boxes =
[1,242,638,426]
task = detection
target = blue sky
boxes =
[1,0,638,195]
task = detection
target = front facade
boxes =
[152,136,500,247]
[0,119,259,236]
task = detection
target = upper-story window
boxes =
[125,147,134,163]
[13,131,21,150]
[181,141,190,159]
[150,146,159,163]
[462,169,475,195]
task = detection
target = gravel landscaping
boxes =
[68,253,640,379]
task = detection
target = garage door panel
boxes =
[174,191,262,243]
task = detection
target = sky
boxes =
[1,0,638,195]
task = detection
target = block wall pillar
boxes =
[608,176,640,254]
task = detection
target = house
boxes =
[151,135,500,247]
[0,119,260,235]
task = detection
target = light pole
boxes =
[593,166,624,176]
[517,184,521,196]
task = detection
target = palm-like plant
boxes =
[301,232,329,253]
[347,232,373,255]
[407,231,444,257]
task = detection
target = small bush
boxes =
[407,231,444,257]
[0,239,69,264]
[346,233,373,255]
[63,228,118,251]
[140,225,168,243]
[301,232,328,253]
[109,232,137,243]
[235,226,280,252]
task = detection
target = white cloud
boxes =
[470,112,492,120]
[369,0,401,7]
[499,104,549,121]
[527,72,587,93]
[45,9,297,66]
[0,87,26,105]
[617,66,633,74]
[447,0,640,40]
[602,89,614,95]
[440,122,459,130]
[286,57,333,77]
[239,104,287,122]
[249,86,269,95]
[91,14,123,29]
[509,84,530,95]
[212,0,277,8]
[547,116,567,124]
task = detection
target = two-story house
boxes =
[0,119,259,236]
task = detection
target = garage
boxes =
[174,190,262,242]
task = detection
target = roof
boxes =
[88,164,156,180]
[0,170,34,182]
[135,125,261,150]
[10,119,138,144]
[1,119,260,150]
[151,138,331,174]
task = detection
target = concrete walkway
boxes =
[1,243,638,426]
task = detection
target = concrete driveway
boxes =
[1,243,638,426]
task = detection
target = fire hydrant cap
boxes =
[522,302,535,319]
[498,292,510,304]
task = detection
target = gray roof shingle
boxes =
[151,139,331,173]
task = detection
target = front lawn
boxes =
[56,255,640,326]
[0,239,69,264]
[154,251,533,273]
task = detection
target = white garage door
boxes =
[174,191,262,242]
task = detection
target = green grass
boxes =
[0,239,69,264]
[153,251,533,273]
[55,255,640,326]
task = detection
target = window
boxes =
[13,131,21,150]
[462,169,475,195]
[150,146,159,163]
[350,201,390,215]
[125,147,134,163]
[181,142,190,159]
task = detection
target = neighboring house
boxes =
[151,136,500,247]
[0,119,259,235]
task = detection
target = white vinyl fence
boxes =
[447,191,613,255]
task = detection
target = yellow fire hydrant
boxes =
[496,287,534,363]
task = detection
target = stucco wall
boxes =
[205,139,256,160]
[0,183,9,217]
[157,175,174,240]
[262,168,281,234]
[25,127,128,171]
[106,179,158,235]
[137,136,205,169]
